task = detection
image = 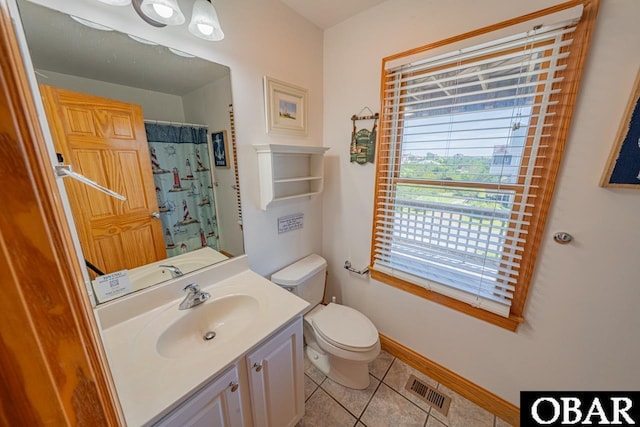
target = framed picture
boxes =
[212,130,229,168]
[264,76,308,136]
[601,69,640,188]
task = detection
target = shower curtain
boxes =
[145,123,219,257]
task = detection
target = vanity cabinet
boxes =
[154,365,244,427]
[152,318,304,427]
[254,144,329,210]
[247,318,304,427]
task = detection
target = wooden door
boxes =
[40,85,166,275]
[0,2,122,424]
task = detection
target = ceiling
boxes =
[280,0,387,29]
[17,0,230,96]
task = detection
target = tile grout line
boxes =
[319,383,365,424]
[380,380,432,420]
[304,354,440,426]
[303,372,325,403]
[384,362,440,412]
[354,375,384,426]
[316,357,394,426]
[355,355,397,426]
[376,354,397,382]
[314,353,397,424]
[381,358,434,418]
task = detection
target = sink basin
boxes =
[155,294,259,359]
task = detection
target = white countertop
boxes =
[96,256,309,426]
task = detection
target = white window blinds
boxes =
[373,10,583,317]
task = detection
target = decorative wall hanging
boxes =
[212,130,229,168]
[264,76,308,136]
[350,107,379,165]
[601,69,640,188]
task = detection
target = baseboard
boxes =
[379,334,520,426]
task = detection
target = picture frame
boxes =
[264,76,308,136]
[600,69,640,188]
[211,130,229,168]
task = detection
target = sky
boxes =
[402,106,532,157]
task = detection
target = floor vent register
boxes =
[404,374,452,416]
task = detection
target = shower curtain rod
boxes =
[144,119,209,129]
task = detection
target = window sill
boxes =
[369,268,524,332]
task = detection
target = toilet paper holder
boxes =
[344,260,369,275]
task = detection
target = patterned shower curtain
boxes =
[145,123,219,257]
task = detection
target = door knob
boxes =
[151,212,160,219]
[253,362,263,372]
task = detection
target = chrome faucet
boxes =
[160,264,184,278]
[179,283,210,310]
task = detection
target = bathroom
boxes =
[1,0,639,426]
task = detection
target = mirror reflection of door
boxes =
[40,84,166,275]
[17,0,245,298]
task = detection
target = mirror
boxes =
[16,0,245,303]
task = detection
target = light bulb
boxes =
[188,0,224,41]
[197,23,214,36]
[153,3,174,18]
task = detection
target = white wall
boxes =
[323,0,640,406]
[24,0,325,277]
[37,69,185,121]
[182,75,245,256]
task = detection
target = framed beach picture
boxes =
[264,76,308,136]
[601,69,640,188]
[212,130,229,168]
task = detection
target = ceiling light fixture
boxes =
[127,34,159,45]
[97,0,225,42]
[132,0,166,27]
[70,15,114,31]
[140,0,185,25]
[168,47,195,58]
[97,0,132,5]
[188,0,224,41]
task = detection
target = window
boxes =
[371,0,599,330]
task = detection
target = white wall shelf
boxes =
[254,144,329,210]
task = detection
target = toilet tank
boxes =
[271,254,327,306]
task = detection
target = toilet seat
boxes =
[311,303,378,352]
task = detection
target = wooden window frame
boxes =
[370,0,600,331]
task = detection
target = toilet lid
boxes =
[311,303,378,351]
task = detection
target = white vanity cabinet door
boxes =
[246,319,304,427]
[154,365,244,427]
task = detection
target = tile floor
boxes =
[297,349,513,427]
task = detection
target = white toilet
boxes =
[271,254,380,390]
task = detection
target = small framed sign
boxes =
[92,270,132,303]
[278,213,304,234]
[212,130,229,168]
